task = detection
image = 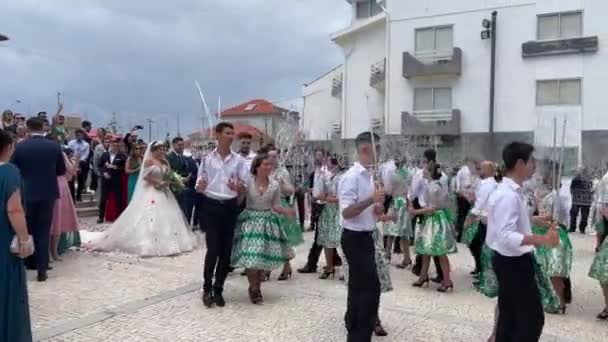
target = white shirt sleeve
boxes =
[471,181,493,216]
[493,194,525,251]
[338,173,358,218]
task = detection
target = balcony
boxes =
[401,109,461,136]
[331,73,343,98]
[370,58,386,90]
[522,36,598,58]
[402,47,462,79]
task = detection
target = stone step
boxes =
[76,200,98,209]
[76,205,98,218]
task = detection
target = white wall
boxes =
[385,0,608,150]
[225,114,278,137]
[337,20,386,139]
[302,66,343,140]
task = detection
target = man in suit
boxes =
[97,139,127,223]
[167,137,198,226]
[11,117,66,281]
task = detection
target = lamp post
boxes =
[482,11,497,158]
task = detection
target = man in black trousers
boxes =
[196,122,248,308]
[339,132,384,342]
[298,148,327,273]
[12,117,66,282]
[487,142,558,342]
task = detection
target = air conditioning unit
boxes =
[331,123,342,135]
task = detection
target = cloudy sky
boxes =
[0,0,350,139]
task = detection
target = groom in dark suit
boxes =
[11,117,66,281]
[167,137,198,226]
[97,139,127,223]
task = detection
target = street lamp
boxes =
[482,11,497,158]
[0,33,9,42]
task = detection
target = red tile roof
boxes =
[220,99,288,117]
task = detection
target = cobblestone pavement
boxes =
[29,221,606,341]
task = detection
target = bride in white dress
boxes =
[93,141,196,257]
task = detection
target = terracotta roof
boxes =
[220,99,289,117]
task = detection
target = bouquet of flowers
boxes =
[164,170,185,193]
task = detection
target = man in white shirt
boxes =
[298,148,329,274]
[237,132,256,171]
[68,129,91,201]
[486,142,558,342]
[465,161,497,275]
[339,131,384,342]
[196,122,248,308]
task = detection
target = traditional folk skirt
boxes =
[589,220,608,285]
[414,209,458,256]
[338,227,393,293]
[461,210,479,247]
[532,225,573,278]
[231,210,292,271]
[383,196,412,238]
[279,197,303,247]
[478,245,562,313]
[317,204,342,248]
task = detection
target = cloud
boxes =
[0,0,350,138]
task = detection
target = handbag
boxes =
[10,235,34,256]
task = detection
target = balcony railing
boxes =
[331,73,343,98]
[401,109,461,136]
[370,58,386,89]
[403,47,462,79]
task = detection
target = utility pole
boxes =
[177,112,181,137]
[482,11,497,158]
[146,118,153,142]
[57,92,61,106]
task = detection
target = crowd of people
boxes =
[2,108,608,342]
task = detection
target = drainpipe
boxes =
[378,3,390,135]
[488,11,497,157]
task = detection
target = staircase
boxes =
[76,193,98,218]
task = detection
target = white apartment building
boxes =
[302,0,607,166]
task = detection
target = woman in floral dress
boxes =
[383,162,412,268]
[231,154,295,304]
[410,163,457,292]
[317,157,343,279]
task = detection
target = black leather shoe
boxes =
[214,291,226,307]
[37,272,48,282]
[297,265,317,274]
[202,292,214,308]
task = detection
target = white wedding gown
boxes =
[94,155,196,257]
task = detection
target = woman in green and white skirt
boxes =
[410,163,457,292]
[383,163,412,268]
[532,166,573,314]
[231,154,296,304]
[589,205,608,319]
[317,158,343,279]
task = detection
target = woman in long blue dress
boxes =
[0,130,33,342]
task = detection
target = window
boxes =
[536,79,581,106]
[414,88,452,111]
[244,104,257,111]
[355,0,383,19]
[537,12,582,40]
[415,26,453,54]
